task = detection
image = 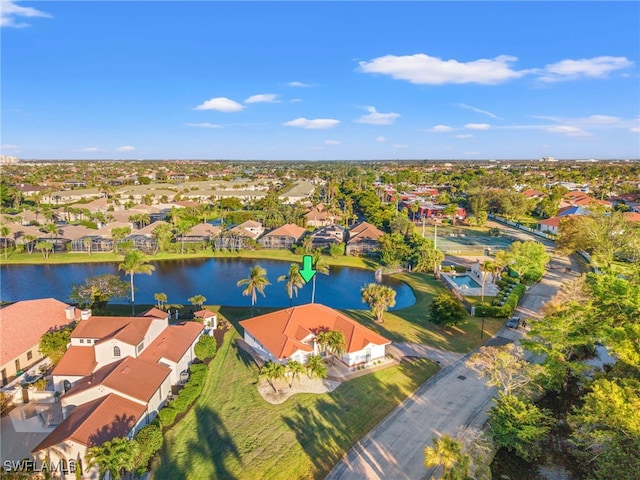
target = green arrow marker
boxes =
[299,255,316,283]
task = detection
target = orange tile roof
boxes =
[624,212,640,223]
[72,316,153,346]
[138,307,169,320]
[263,223,306,240]
[194,310,216,319]
[139,321,203,364]
[1,298,76,364]
[240,304,390,360]
[52,346,97,377]
[63,356,170,404]
[32,393,146,452]
[348,222,384,242]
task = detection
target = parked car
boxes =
[506,316,521,329]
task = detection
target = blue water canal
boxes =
[0,258,416,310]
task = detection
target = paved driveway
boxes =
[326,253,579,480]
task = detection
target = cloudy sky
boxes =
[1,1,639,160]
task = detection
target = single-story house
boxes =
[259,223,307,249]
[240,303,391,367]
[345,222,384,255]
[310,224,345,249]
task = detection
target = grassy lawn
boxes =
[0,248,376,270]
[151,329,440,480]
[345,272,505,353]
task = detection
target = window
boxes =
[137,342,144,353]
[113,346,121,357]
[79,339,85,344]
[27,351,33,361]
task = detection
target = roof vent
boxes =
[65,306,76,321]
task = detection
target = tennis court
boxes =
[420,226,515,255]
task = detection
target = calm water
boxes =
[0,258,415,310]
[450,274,481,289]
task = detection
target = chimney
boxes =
[80,309,92,321]
[64,306,76,321]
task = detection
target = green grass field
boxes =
[151,330,439,480]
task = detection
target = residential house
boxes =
[228,220,264,241]
[0,299,77,387]
[178,223,221,245]
[259,223,307,249]
[35,308,203,477]
[310,224,345,249]
[345,222,384,255]
[304,204,341,227]
[240,303,391,367]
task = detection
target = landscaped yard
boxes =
[151,328,439,480]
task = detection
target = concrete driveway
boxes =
[326,253,580,480]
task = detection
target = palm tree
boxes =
[38,241,54,259]
[259,361,286,393]
[286,360,306,387]
[315,330,332,358]
[83,236,93,256]
[305,354,328,380]
[277,263,305,306]
[237,265,271,316]
[23,234,37,255]
[327,331,346,366]
[423,435,463,478]
[176,219,191,254]
[361,283,397,323]
[154,292,167,310]
[44,221,59,241]
[188,294,207,310]
[118,250,155,315]
[86,436,138,480]
[0,224,10,259]
[311,250,330,304]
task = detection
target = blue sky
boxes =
[1,1,639,160]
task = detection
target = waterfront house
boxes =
[259,223,306,249]
[345,222,384,255]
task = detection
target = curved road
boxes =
[326,247,580,480]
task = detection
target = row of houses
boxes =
[1,298,209,478]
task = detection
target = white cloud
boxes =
[430,125,454,132]
[393,144,408,149]
[538,56,633,82]
[290,98,303,103]
[630,127,640,133]
[324,140,341,145]
[355,106,400,125]
[359,53,523,85]
[1,0,51,28]
[78,147,99,152]
[375,136,387,142]
[546,126,591,137]
[117,145,135,152]
[287,81,316,87]
[465,123,491,130]
[458,103,503,120]
[195,97,244,112]
[244,94,279,104]
[575,115,621,125]
[455,134,474,139]
[1,144,18,150]
[283,118,340,129]
[186,123,222,128]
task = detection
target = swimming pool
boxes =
[450,275,481,289]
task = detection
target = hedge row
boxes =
[158,363,207,428]
[475,283,526,318]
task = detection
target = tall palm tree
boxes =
[305,354,328,380]
[314,330,332,357]
[237,265,271,316]
[327,331,346,366]
[286,360,306,387]
[423,435,463,478]
[311,250,330,304]
[361,283,397,323]
[188,294,207,310]
[0,224,10,259]
[259,361,286,393]
[277,263,305,306]
[154,292,167,310]
[23,234,37,255]
[118,250,155,315]
[86,436,137,480]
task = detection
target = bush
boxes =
[454,265,467,273]
[132,423,163,474]
[441,266,452,272]
[158,363,208,428]
[194,334,217,361]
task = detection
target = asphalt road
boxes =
[326,252,580,480]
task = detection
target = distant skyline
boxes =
[1,1,639,161]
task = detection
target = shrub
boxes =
[194,334,217,361]
[158,363,208,428]
[441,266,452,272]
[132,423,163,474]
[454,265,467,273]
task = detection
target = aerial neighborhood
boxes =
[1,158,639,479]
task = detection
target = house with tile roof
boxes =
[33,307,204,477]
[259,223,307,249]
[240,303,391,367]
[345,221,384,255]
[0,298,77,387]
[304,204,341,227]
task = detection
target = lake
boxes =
[0,258,415,310]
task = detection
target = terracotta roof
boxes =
[187,223,221,236]
[263,223,306,240]
[138,307,169,320]
[194,310,217,319]
[624,212,640,223]
[63,356,170,404]
[139,321,203,364]
[237,220,262,228]
[348,222,384,242]
[537,217,562,227]
[1,298,76,364]
[71,316,154,346]
[240,303,390,360]
[52,346,97,377]
[32,394,146,452]
[137,220,169,235]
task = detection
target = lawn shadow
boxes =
[152,406,241,480]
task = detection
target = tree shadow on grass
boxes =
[152,406,241,480]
